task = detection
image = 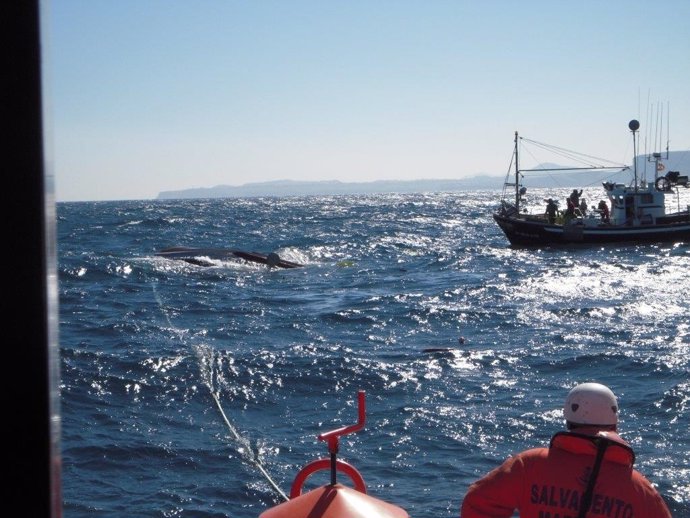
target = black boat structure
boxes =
[493,119,690,246]
[156,246,303,268]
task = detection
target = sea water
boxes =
[58,190,689,517]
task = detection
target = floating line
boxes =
[152,282,289,503]
[208,388,289,502]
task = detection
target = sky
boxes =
[47,0,690,202]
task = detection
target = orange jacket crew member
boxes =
[460,383,672,518]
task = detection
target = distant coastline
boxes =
[157,176,504,200]
[157,151,690,200]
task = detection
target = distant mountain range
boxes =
[157,151,689,200]
[157,176,504,199]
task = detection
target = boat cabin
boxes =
[604,182,665,226]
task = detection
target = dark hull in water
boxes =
[156,246,303,268]
[493,213,690,247]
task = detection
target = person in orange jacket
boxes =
[460,382,672,518]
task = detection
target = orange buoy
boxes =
[260,483,409,518]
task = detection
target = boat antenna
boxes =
[629,119,640,191]
[514,131,520,210]
[666,100,670,159]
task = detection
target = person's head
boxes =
[564,382,618,431]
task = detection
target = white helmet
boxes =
[564,383,618,426]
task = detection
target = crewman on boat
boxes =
[544,198,558,224]
[570,188,583,208]
[459,382,672,518]
[564,197,576,222]
[598,200,610,223]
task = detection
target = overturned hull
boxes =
[493,213,690,246]
[156,246,303,268]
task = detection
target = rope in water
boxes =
[152,282,289,503]
[208,389,289,502]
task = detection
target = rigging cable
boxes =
[500,144,517,200]
[520,141,618,188]
[520,137,627,169]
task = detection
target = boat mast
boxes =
[629,119,640,191]
[514,131,520,210]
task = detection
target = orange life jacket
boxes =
[460,429,671,518]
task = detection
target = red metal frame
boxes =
[289,390,368,497]
[290,458,367,498]
[317,391,366,455]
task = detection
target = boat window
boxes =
[641,194,653,204]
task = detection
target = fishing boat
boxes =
[493,119,690,246]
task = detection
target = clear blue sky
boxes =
[48,0,690,201]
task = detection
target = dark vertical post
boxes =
[330,452,338,485]
[3,1,62,517]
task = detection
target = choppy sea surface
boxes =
[58,190,689,517]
